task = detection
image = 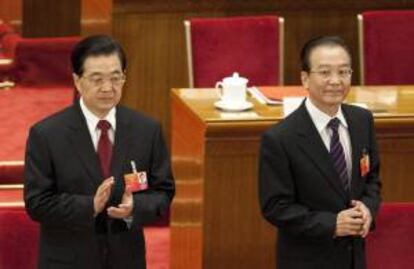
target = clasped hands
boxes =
[335,200,372,238]
[93,177,133,218]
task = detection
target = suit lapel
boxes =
[342,105,363,198]
[67,102,102,188]
[295,103,349,201]
[108,107,131,206]
[110,107,130,178]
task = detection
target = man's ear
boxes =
[301,71,309,89]
[73,73,82,94]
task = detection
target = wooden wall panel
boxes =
[113,0,414,143]
[81,0,112,36]
[7,0,111,37]
[377,127,414,202]
[113,12,189,140]
[22,0,80,37]
[0,0,22,32]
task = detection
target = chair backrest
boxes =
[13,36,80,87]
[1,33,21,59]
[0,23,15,47]
[366,203,414,268]
[185,15,284,88]
[358,10,414,85]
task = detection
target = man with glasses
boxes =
[259,36,381,269]
[24,35,175,269]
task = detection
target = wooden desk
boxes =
[170,85,414,269]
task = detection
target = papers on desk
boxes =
[283,97,306,117]
[349,102,368,109]
[248,86,308,106]
[219,111,259,119]
[248,87,282,105]
[248,86,307,117]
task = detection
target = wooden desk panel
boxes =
[171,86,414,269]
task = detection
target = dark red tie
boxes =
[97,120,113,178]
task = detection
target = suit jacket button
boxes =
[347,245,353,251]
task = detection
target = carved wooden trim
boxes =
[114,0,414,14]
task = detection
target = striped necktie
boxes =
[328,118,349,191]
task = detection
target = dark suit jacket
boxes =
[259,102,381,269]
[24,102,175,269]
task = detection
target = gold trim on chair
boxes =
[0,201,24,207]
[278,17,285,85]
[0,184,23,190]
[358,14,365,85]
[184,20,194,88]
[0,160,24,166]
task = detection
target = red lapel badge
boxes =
[360,148,370,177]
[124,160,148,192]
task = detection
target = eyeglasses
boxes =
[82,73,126,87]
[309,68,353,80]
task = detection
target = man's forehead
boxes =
[316,62,351,68]
[309,45,351,67]
[83,54,122,73]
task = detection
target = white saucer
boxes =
[214,100,253,111]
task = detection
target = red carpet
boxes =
[0,208,170,269]
[145,227,170,269]
[0,207,39,269]
[0,187,170,268]
[0,86,73,161]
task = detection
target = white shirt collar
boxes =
[305,98,348,133]
[79,98,116,131]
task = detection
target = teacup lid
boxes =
[222,72,248,84]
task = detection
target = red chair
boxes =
[0,23,15,57]
[0,23,14,40]
[366,203,414,269]
[0,206,39,269]
[0,161,24,184]
[0,29,20,81]
[12,36,80,88]
[185,15,284,87]
[358,10,414,85]
[1,33,21,59]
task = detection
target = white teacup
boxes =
[215,72,248,105]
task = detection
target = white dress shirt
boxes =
[305,98,352,179]
[79,98,116,150]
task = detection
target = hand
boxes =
[351,200,372,238]
[335,206,365,237]
[93,177,114,216]
[107,189,133,219]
